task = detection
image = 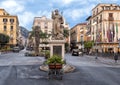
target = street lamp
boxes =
[118,38,120,53]
[95,42,98,59]
[81,35,84,53]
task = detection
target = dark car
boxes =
[13,47,20,52]
[72,49,79,56]
[26,47,33,51]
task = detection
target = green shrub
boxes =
[45,50,50,59]
[46,55,64,64]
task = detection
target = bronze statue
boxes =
[52,9,64,39]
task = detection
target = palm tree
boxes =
[40,32,51,56]
[40,32,50,44]
[34,26,41,56]
[28,26,51,56]
[63,29,70,52]
[63,29,69,38]
[28,26,40,56]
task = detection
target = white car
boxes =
[72,49,79,56]
[13,47,20,52]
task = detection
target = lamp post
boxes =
[94,22,98,59]
[81,35,84,54]
[118,38,120,53]
[95,42,98,59]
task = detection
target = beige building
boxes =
[32,16,53,49]
[33,16,53,35]
[63,19,70,44]
[70,23,87,50]
[86,3,120,53]
[31,15,70,51]
[0,9,19,47]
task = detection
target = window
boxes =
[93,11,95,16]
[3,12,5,15]
[45,30,48,33]
[3,18,8,24]
[93,19,96,23]
[106,6,110,10]
[10,26,13,31]
[97,17,98,24]
[97,8,98,13]
[4,26,7,31]
[100,15,102,23]
[102,6,104,10]
[109,13,113,17]
[44,22,48,28]
[108,13,114,21]
[10,19,14,24]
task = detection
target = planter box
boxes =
[49,64,62,69]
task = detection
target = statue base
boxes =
[49,39,66,59]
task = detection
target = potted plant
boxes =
[46,55,64,69]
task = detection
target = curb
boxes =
[39,64,75,73]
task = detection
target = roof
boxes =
[71,22,87,30]
[92,3,117,11]
[86,16,92,21]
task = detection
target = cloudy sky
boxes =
[0,0,120,30]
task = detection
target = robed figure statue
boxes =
[52,9,64,39]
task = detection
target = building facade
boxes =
[0,9,19,47]
[18,26,29,47]
[86,3,120,53]
[31,16,53,49]
[29,15,70,52]
[70,23,87,50]
[33,16,53,35]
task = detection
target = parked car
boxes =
[72,49,79,56]
[26,47,33,51]
[13,46,20,52]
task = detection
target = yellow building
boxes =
[0,9,19,47]
[70,23,87,50]
[86,3,120,53]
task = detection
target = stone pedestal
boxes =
[49,40,66,59]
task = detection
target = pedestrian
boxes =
[114,53,118,63]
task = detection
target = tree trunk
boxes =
[34,26,40,56]
[35,36,40,56]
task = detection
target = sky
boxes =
[0,0,120,31]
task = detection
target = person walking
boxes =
[114,53,118,63]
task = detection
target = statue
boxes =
[52,9,64,39]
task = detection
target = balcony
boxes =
[108,17,114,21]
